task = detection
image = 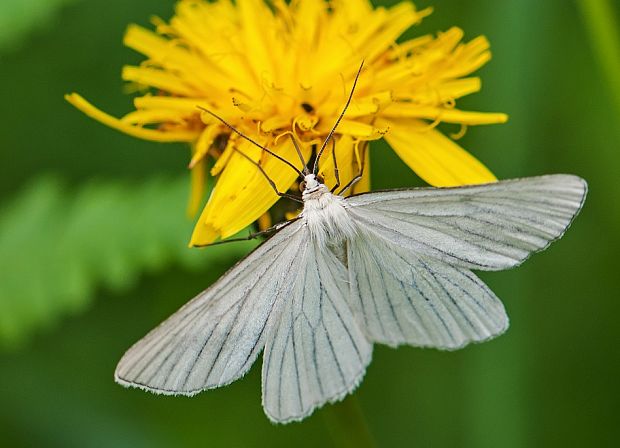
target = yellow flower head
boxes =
[66,0,507,246]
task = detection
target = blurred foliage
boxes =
[1,0,619,447]
[0,176,255,349]
[577,0,620,117]
[0,0,78,53]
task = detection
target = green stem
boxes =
[322,395,376,448]
[577,0,620,116]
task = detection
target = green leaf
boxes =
[0,176,257,350]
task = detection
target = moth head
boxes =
[300,174,324,193]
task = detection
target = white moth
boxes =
[115,172,587,423]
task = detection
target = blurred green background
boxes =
[1,0,618,446]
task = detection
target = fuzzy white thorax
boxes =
[300,174,357,247]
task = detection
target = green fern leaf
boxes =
[0,176,257,349]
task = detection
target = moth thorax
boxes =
[301,181,329,201]
[302,193,356,247]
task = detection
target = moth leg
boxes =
[330,138,341,193]
[337,140,368,196]
[233,148,303,203]
[194,219,299,247]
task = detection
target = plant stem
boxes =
[577,0,620,116]
[322,395,376,448]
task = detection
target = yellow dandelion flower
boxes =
[65,0,508,246]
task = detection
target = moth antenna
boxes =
[312,60,365,174]
[337,140,368,196]
[232,147,303,203]
[289,133,310,175]
[197,106,303,178]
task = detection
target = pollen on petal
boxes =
[122,66,199,97]
[190,137,310,245]
[381,117,496,186]
[383,105,508,125]
[319,119,389,140]
[65,93,199,142]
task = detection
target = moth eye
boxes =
[299,181,307,192]
[316,175,325,184]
